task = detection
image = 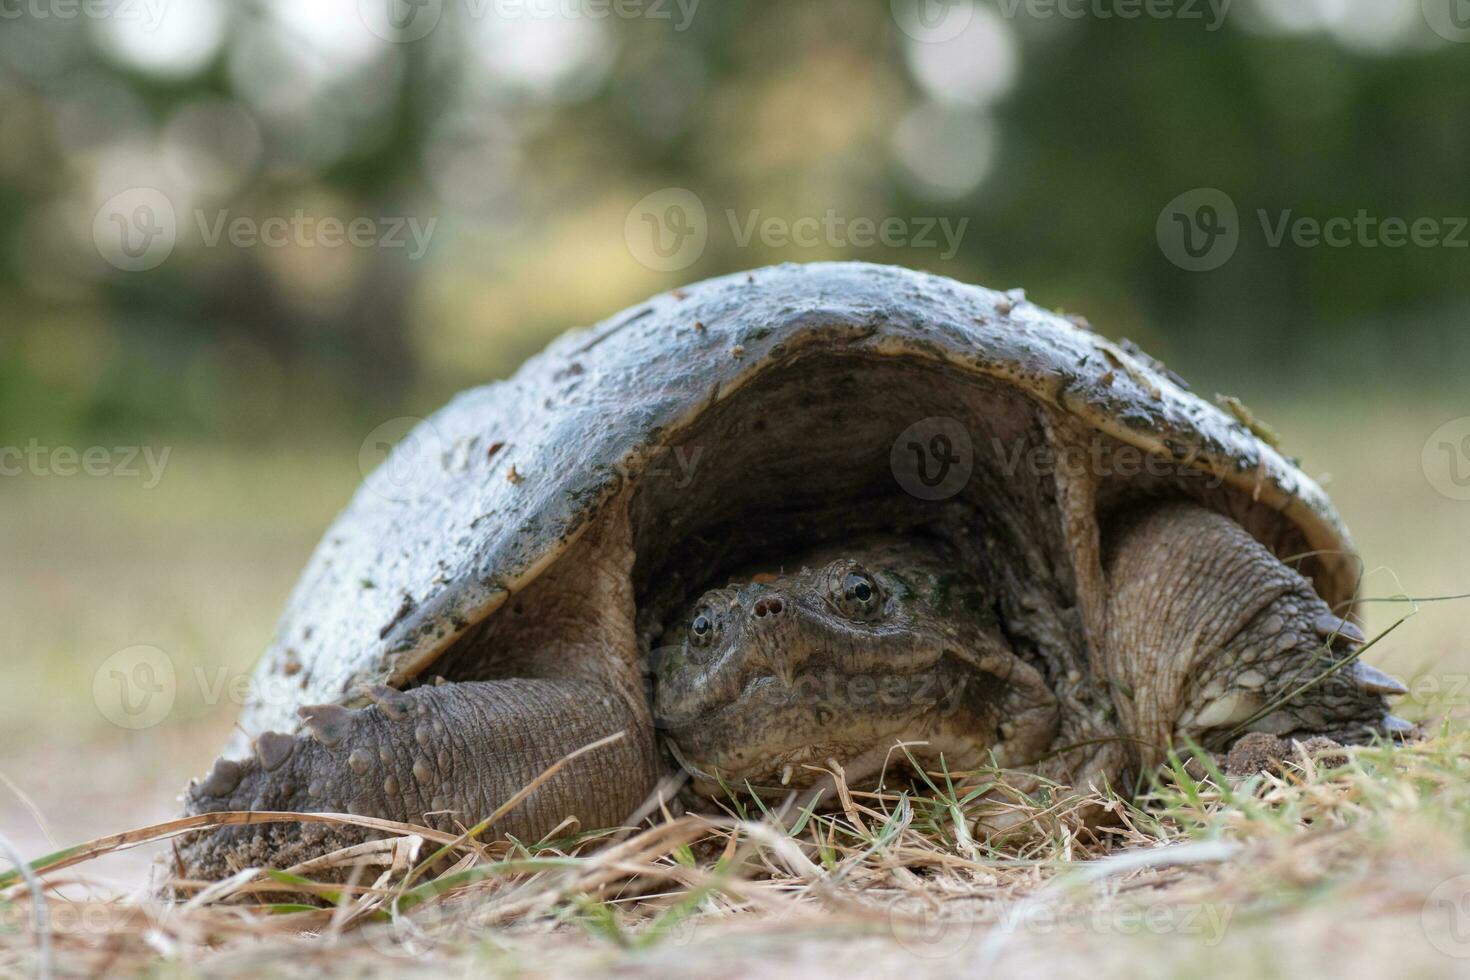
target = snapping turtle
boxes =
[179,262,1408,878]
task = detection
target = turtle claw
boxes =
[299,703,357,746]
[1382,714,1418,737]
[1313,611,1367,646]
[1351,662,1409,698]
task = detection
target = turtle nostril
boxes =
[753,596,785,618]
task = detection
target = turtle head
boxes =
[649,536,1059,795]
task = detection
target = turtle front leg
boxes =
[178,678,660,880]
[1100,501,1407,766]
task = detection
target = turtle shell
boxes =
[235,262,1355,744]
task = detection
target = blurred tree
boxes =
[0,0,1466,445]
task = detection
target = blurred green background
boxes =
[2,0,1468,877]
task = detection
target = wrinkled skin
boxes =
[652,536,1059,794]
[1100,502,1409,759]
[652,516,1405,800]
[178,504,1407,880]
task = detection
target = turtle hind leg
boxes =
[1100,501,1408,766]
[177,678,660,881]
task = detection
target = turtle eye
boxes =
[837,570,882,621]
[689,609,716,648]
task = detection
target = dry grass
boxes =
[4,400,1467,977]
[6,727,1470,979]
